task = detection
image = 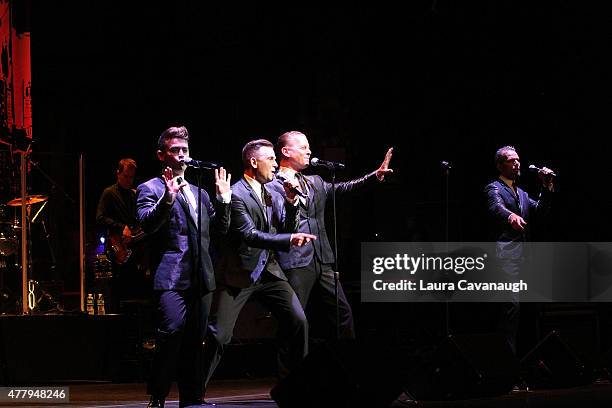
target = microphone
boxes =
[310,157,345,170]
[441,161,451,175]
[183,157,220,169]
[528,165,556,177]
[276,174,307,198]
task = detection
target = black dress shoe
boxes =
[510,379,530,393]
[178,400,216,407]
[147,396,165,407]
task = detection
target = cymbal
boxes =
[6,195,48,206]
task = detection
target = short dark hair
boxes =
[242,139,274,169]
[277,130,305,150]
[157,126,189,151]
[117,158,137,173]
[495,145,517,165]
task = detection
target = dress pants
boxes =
[496,257,521,355]
[203,271,308,386]
[147,289,213,405]
[285,260,355,340]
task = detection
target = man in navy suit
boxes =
[202,139,316,393]
[485,145,554,354]
[269,130,393,341]
[137,126,231,408]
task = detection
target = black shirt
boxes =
[96,183,137,235]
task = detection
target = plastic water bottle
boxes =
[86,293,95,315]
[97,294,106,315]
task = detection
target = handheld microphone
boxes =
[528,165,556,177]
[276,174,307,198]
[310,157,345,170]
[175,176,188,188]
[183,157,220,169]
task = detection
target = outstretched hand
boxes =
[376,147,394,181]
[215,167,232,196]
[509,213,527,231]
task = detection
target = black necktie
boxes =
[296,173,307,196]
[260,187,269,224]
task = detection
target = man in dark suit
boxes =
[269,130,393,341]
[484,145,554,354]
[202,139,316,393]
[137,126,231,408]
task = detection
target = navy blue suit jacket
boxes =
[216,178,298,289]
[136,177,230,293]
[485,178,552,260]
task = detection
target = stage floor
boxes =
[3,379,612,407]
[5,377,277,407]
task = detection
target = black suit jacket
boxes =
[136,177,230,293]
[216,178,299,289]
[269,171,376,270]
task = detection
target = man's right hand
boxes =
[162,166,187,196]
[282,179,300,202]
[290,233,317,247]
[508,213,527,231]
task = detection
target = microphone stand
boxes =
[331,169,340,341]
[31,201,57,274]
[441,161,451,337]
[195,167,205,397]
[187,160,217,397]
[29,158,76,205]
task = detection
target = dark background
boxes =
[13,1,612,357]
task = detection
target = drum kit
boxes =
[0,194,48,313]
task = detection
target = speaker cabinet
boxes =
[521,330,594,388]
[271,340,403,408]
[405,333,519,400]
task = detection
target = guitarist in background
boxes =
[96,158,148,312]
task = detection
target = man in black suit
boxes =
[484,145,554,354]
[269,130,393,341]
[137,126,231,408]
[202,139,316,393]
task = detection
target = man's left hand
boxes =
[376,147,394,181]
[215,167,232,196]
[538,167,555,191]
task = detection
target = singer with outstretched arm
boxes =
[136,126,232,408]
[484,145,554,355]
[268,130,393,341]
